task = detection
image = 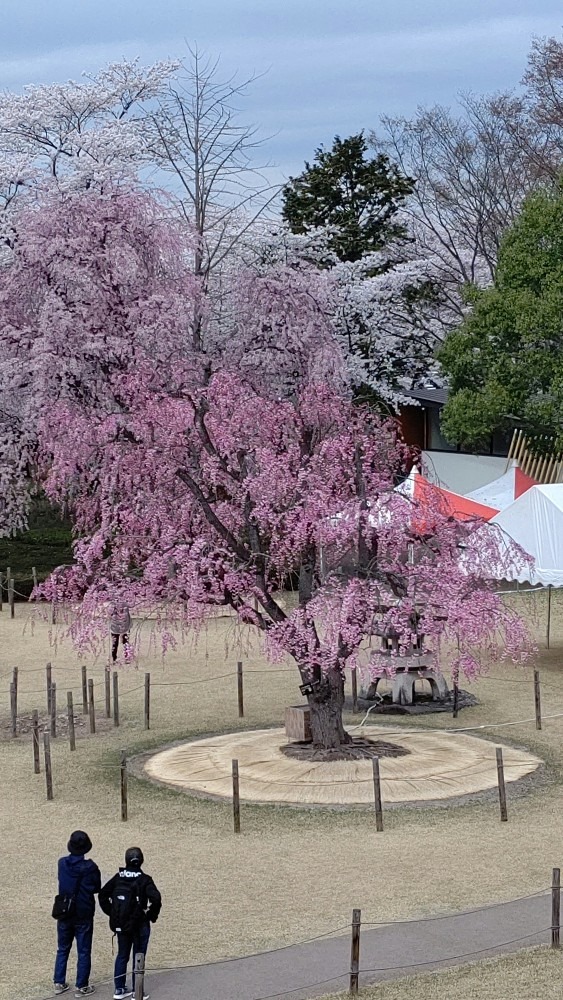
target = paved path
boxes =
[129,892,551,1000]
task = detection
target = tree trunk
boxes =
[308,669,352,748]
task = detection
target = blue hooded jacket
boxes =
[58,854,101,922]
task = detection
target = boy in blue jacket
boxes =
[53,831,101,997]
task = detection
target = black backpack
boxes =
[109,877,144,934]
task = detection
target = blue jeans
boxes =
[114,922,151,992]
[54,920,94,988]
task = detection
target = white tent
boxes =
[466,464,517,511]
[490,484,563,586]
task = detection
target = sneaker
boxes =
[54,987,69,996]
[113,992,132,999]
[75,989,95,998]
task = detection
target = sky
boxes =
[1,1,562,181]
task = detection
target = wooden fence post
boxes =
[120,751,128,821]
[552,867,561,949]
[8,577,15,618]
[237,661,244,718]
[12,666,18,701]
[43,730,53,800]
[67,691,76,752]
[133,952,145,1000]
[349,908,361,995]
[113,671,120,727]
[351,668,358,715]
[32,710,40,773]
[50,681,57,738]
[105,668,111,719]
[88,678,95,734]
[81,665,88,715]
[0,571,3,611]
[372,756,384,833]
[534,670,542,731]
[46,662,52,716]
[232,758,241,833]
[10,681,17,737]
[51,600,56,625]
[144,672,150,730]
[496,746,508,822]
[453,681,459,719]
[32,566,38,593]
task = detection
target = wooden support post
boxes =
[88,678,95,733]
[237,660,244,718]
[8,578,14,619]
[534,669,542,731]
[453,681,459,719]
[144,672,150,730]
[67,691,76,751]
[46,662,52,716]
[12,666,18,701]
[496,746,508,822]
[133,952,145,1000]
[547,585,553,649]
[232,758,241,833]
[552,867,561,949]
[81,664,88,714]
[120,751,128,821]
[349,908,361,995]
[32,710,40,773]
[351,668,358,714]
[372,757,383,833]
[113,671,120,727]
[43,730,53,800]
[32,566,38,593]
[50,681,57,738]
[10,681,17,737]
[104,668,111,718]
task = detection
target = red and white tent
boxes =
[399,468,499,521]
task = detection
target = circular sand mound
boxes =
[143,727,542,806]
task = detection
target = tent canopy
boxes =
[490,484,563,586]
[466,464,537,511]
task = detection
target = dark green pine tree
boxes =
[282,133,415,262]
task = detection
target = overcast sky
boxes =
[1,1,562,181]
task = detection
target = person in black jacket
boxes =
[53,830,101,997]
[99,847,161,1000]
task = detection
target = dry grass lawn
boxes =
[319,947,563,999]
[2,589,563,1000]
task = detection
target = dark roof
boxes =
[402,386,448,406]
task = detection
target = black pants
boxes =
[111,633,129,662]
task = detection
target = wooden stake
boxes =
[104,668,111,718]
[496,746,508,822]
[51,600,56,625]
[349,908,362,995]
[534,669,542,731]
[237,660,244,718]
[12,666,18,701]
[32,566,38,593]
[43,730,53,800]
[8,578,14,619]
[50,681,57,738]
[120,751,128,821]
[232,758,241,833]
[113,671,120,727]
[10,681,17,737]
[87,678,95,733]
[133,952,145,1000]
[32,710,40,773]
[46,662,52,715]
[547,585,553,649]
[67,691,76,752]
[81,665,88,715]
[372,757,383,833]
[351,668,358,714]
[144,672,150,730]
[552,868,561,949]
[0,571,3,611]
[453,681,459,719]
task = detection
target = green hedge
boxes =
[0,496,73,594]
